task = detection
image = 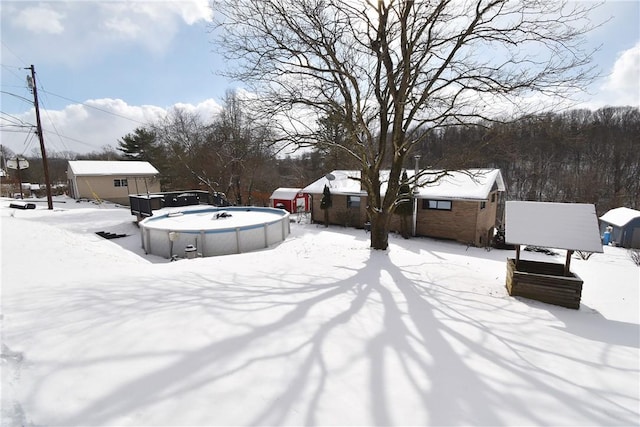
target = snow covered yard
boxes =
[1,197,638,426]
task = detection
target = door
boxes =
[630,227,640,249]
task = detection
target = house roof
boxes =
[302,168,505,201]
[505,201,603,253]
[68,160,159,176]
[270,188,303,200]
[600,207,640,227]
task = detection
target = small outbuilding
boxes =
[269,188,310,214]
[67,160,160,205]
[599,207,640,249]
[505,201,603,309]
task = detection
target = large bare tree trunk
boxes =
[370,210,392,250]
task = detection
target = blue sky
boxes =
[1,0,639,156]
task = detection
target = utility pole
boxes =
[26,65,53,209]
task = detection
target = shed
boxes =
[270,188,310,214]
[599,207,640,249]
[505,201,603,309]
[67,160,160,205]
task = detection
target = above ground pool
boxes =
[139,206,290,259]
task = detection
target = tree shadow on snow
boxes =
[28,251,637,426]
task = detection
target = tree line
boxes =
[414,106,639,215]
[2,104,637,217]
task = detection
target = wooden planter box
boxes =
[506,258,583,309]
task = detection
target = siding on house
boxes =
[311,192,500,246]
[304,169,505,246]
[310,194,368,227]
[417,199,478,243]
[71,176,159,205]
[67,161,160,205]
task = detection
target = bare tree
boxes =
[213,0,600,249]
[153,108,213,191]
[212,90,277,204]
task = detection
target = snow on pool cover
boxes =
[139,206,290,259]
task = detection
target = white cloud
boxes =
[174,0,214,24]
[94,1,212,53]
[125,0,213,25]
[14,5,65,34]
[602,42,640,105]
[2,98,221,156]
[172,99,223,120]
[103,16,142,39]
[4,1,212,65]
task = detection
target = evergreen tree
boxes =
[395,171,412,239]
[117,127,159,161]
[320,184,332,228]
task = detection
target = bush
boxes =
[629,249,640,266]
[576,251,594,260]
[524,246,558,256]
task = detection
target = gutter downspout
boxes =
[412,155,421,236]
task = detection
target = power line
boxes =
[0,90,35,106]
[0,111,33,127]
[1,40,28,65]
[41,129,102,149]
[22,129,37,156]
[36,81,73,153]
[40,89,153,126]
[0,63,27,82]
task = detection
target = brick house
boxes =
[302,169,506,247]
[67,160,160,205]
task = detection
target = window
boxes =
[114,179,128,187]
[423,199,452,210]
[491,193,496,203]
[480,201,486,210]
[347,196,361,208]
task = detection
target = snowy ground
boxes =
[1,196,638,426]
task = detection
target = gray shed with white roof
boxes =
[599,207,640,249]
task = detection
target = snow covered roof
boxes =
[303,170,363,195]
[302,168,505,201]
[600,207,640,227]
[270,188,304,200]
[68,160,159,176]
[505,201,603,253]
[414,169,505,200]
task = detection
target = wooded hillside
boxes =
[416,106,639,214]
